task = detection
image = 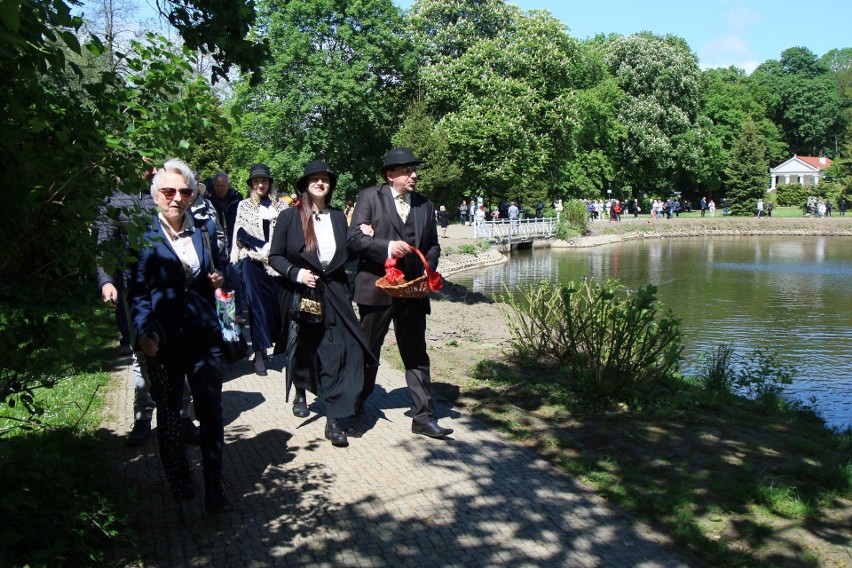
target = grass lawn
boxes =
[0,289,127,567]
[451,360,851,567]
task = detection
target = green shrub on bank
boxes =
[556,199,589,239]
[456,240,491,255]
[500,279,682,406]
[774,183,810,207]
[698,341,796,413]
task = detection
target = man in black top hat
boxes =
[347,148,453,439]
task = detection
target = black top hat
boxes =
[295,160,338,193]
[246,163,273,186]
[380,147,424,174]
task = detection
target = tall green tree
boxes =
[701,66,785,194]
[0,1,231,425]
[391,100,463,207]
[724,118,769,216]
[820,48,852,153]
[750,47,845,156]
[229,0,416,201]
[600,33,708,198]
[410,1,579,206]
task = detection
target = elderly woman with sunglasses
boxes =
[126,158,232,513]
[230,164,289,375]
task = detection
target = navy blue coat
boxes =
[126,214,227,348]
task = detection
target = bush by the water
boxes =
[501,279,682,406]
[698,341,796,411]
[555,199,589,239]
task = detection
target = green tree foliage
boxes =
[229,0,417,201]
[600,33,708,196]
[821,48,852,147]
[407,0,517,65]
[750,47,845,156]
[1,1,230,422]
[391,100,463,207]
[411,0,579,205]
[701,67,786,195]
[157,0,268,83]
[564,45,624,198]
[724,118,769,216]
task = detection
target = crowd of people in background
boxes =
[444,192,850,227]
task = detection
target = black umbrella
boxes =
[146,356,192,501]
[283,310,300,402]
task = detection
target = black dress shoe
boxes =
[412,420,453,439]
[126,420,151,447]
[179,479,196,500]
[324,420,349,447]
[292,395,310,418]
[204,476,233,514]
[182,418,201,445]
[253,355,267,376]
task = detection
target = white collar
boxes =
[391,188,410,203]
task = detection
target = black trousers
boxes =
[160,336,225,478]
[358,300,435,424]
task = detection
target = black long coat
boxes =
[268,207,373,410]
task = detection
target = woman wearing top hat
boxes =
[230,164,289,375]
[268,160,372,447]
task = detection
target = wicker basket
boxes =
[375,248,442,298]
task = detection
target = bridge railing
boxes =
[472,217,557,242]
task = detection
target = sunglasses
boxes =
[160,187,195,200]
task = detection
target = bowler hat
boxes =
[246,163,273,186]
[295,160,338,193]
[380,147,424,174]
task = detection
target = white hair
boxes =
[150,158,197,199]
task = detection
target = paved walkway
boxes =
[102,345,694,567]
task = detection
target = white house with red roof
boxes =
[769,155,833,189]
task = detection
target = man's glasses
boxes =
[395,166,417,176]
[160,187,195,200]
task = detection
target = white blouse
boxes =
[159,213,201,283]
[313,211,336,269]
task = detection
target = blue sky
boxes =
[395,0,851,73]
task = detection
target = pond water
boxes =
[450,236,852,430]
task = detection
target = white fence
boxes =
[471,217,558,243]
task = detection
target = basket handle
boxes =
[408,246,442,292]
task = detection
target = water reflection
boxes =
[452,237,852,429]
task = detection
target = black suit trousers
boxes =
[358,300,435,424]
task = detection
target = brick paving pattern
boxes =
[102,347,694,567]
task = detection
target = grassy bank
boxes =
[0,293,126,567]
[582,209,852,240]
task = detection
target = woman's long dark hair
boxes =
[297,186,333,254]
